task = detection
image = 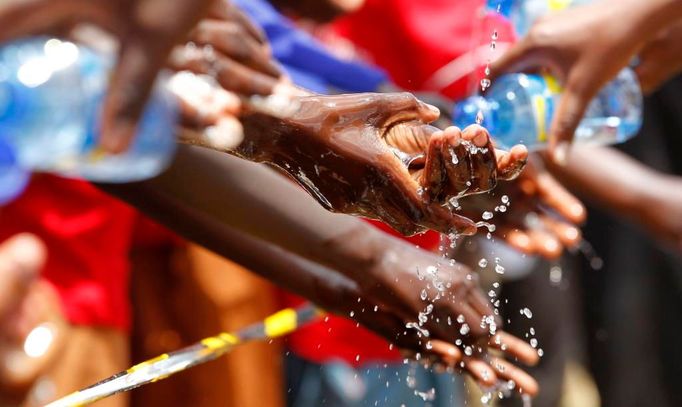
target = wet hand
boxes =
[236,93,527,237]
[460,156,585,258]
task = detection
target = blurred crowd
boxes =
[0,0,680,406]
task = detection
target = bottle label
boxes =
[548,0,574,11]
[528,74,561,143]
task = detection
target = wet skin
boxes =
[220,93,528,237]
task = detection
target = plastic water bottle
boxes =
[0,37,177,183]
[460,0,643,150]
[453,71,642,150]
[0,138,29,204]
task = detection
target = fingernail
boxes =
[564,227,580,241]
[8,234,45,276]
[544,238,560,254]
[570,204,585,220]
[101,122,135,154]
[552,142,569,165]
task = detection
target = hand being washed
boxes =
[229,93,527,237]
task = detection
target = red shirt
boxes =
[333,0,515,100]
[0,175,137,331]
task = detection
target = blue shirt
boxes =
[233,0,388,94]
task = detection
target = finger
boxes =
[489,332,540,366]
[431,299,487,340]
[383,120,434,155]
[428,205,479,236]
[496,145,528,181]
[440,127,473,196]
[547,76,592,162]
[535,171,586,223]
[190,19,282,77]
[489,37,539,82]
[373,92,441,127]
[430,340,463,365]
[456,125,497,195]
[168,43,279,96]
[498,226,534,254]
[100,34,170,153]
[0,234,46,320]
[463,357,498,388]
[540,215,581,249]
[208,1,269,45]
[489,357,540,397]
[169,71,242,128]
[527,228,562,259]
[420,130,447,201]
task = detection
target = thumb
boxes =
[489,37,539,83]
[0,234,46,320]
[370,92,440,127]
[547,78,591,164]
[99,34,170,153]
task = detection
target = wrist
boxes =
[319,222,391,282]
[619,0,682,41]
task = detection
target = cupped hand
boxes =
[460,156,585,258]
[0,0,218,153]
[490,0,654,160]
[230,93,527,236]
[306,237,539,396]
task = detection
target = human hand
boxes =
[636,20,682,94]
[306,233,538,395]
[231,93,527,236]
[460,156,585,258]
[0,234,64,397]
[490,0,673,161]
[0,0,217,153]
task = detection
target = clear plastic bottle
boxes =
[0,37,177,182]
[453,70,643,150]
[0,138,29,204]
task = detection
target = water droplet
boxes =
[495,264,505,274]
[480,78,492,91]
[457,314,465,324]
[420,289,428,301]
[482,211,493,220]
[501,195,509,204]
[478,258,489,268]
[530,338,538,348]
[520,308,533,319]
[459,323,470,335]
[349,311,355,317]
[475,110,485,124]
[491,30,499,40]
